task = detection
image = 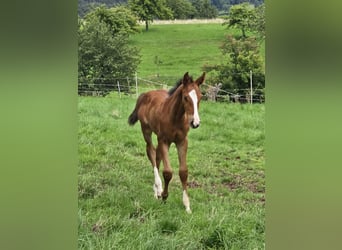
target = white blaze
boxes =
[189,89,200,126]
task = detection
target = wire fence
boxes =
[78,74,265,103]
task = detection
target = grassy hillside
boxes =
[130,23,229,79]
[130,23,265,83]
[78,94,265,249]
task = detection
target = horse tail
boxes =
[128,93,145,126]
[128,108,138,126]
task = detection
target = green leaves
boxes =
[224,3,265,40]
[84,5,140,36]
[204,3,265,96]
[204,35,264,94]
[166,0,196,19]
[78,6,141,94]
[129,0,173,31]
[189,0,218,19]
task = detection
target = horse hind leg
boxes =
[142,127,163,199]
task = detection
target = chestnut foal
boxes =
[128,72,205,213]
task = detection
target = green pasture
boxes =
[130,23,265,82]
[78,93,265,249]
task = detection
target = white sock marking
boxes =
[153,166,163,198]
[183,190,191,213]
[189,89,200,127]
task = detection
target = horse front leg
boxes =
[153,147,163,199]
[176,138,191,213]
[141,126,162,199]
[157,139,172,201]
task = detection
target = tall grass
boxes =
[79,94,265,249]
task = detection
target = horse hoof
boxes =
[185,208,192,214]
[153,184,163,199]
[162,193,168,201]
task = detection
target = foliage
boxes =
[85,5,140,35]
[223,3,265,41]
[166,0,196,19]
[223,2,256,38]
[78,5,140,95]
[78,95,265,249]
[203,35,265,94]
[129,0,173,31]
[189,0,218,19]
[78,0,128,17]
[202,2,265,96]
[78,0,264,17]
[252,3,265,40]
[213,0,263,12]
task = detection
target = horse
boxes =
[128,72,205,213]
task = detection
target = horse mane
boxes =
[168,76,193,96]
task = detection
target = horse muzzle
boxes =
[190,120,200,129]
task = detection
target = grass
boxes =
[130,23,230,80]
[130,23,265,83]
[78,93,265,249]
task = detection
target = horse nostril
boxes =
[191,121,200,129]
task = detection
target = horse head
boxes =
[181,72,205,129]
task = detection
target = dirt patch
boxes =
[224,181,240,191]
[221,172,265,194]
[187,180,202,188]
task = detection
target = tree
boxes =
[210,0,264,12]
[166,0,195,19]
[78,0,128,17]
[224,2,255,38]
[84,5,140,36]
[203,35,265,95]
[223,3,265,41]
[252,3,265,40]
[78,6,140,95]
[189,0,218,19]
[129,0,173,31]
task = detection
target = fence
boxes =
[78,76,138,97]
[78,74,265,103]
[203,83,265,103]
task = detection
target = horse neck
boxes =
[165,87,187,124]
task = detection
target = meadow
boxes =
[79,21,265,249]
[78,93,265,249]
[129,22,265,82]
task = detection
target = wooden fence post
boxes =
[117,81,121,98]
[135,72,138,98]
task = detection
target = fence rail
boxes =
[78,75,265,103]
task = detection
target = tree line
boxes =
[78,2,265,98]
[78,0,263,18]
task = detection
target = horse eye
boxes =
[184,96,189,101]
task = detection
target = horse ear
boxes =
[183,72,191,85]
[195,72,206,86]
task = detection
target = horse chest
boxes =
[157,126,187,143]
